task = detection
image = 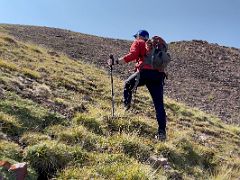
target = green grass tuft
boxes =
[122,138,152,161]
[20,132,51,146]
[24,140,87,178]
[0,111,23,136]
[46,125,102,151]
[21,67,41,79]
[0,59,18,71]
[74,113,104,135]
[0,140,22,161]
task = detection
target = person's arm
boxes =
[122,40,140,63]
[107,40,140,66]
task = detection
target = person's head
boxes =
[133,30,149,41]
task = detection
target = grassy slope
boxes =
[0,31,239,179]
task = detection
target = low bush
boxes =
[24,140,87,178]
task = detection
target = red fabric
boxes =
[123,39,163,71]
[123,39,150,71]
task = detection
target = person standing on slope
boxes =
[108,30,168,141]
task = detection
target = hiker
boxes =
[108,30,169,140]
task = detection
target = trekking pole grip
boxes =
[109,54,114,66]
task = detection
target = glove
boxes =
[107,58,119,66]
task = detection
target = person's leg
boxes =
[146,73,166,138]
[124,72,138,109]
[123,71,144,110]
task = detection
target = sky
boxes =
[0,0,240,48]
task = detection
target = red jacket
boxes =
[123,39,161,71]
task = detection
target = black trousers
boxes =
[124,69,166,132]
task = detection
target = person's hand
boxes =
[108,58,120,66]
[107,56,125,66]
[108,54,115,66]
[107,58,114,66]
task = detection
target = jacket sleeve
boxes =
[123,41,140,63]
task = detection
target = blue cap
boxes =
[133,30,149,40]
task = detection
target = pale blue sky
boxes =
[1,0,240,48]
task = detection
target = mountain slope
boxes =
[1,24,239,124]
[0,31,239,179]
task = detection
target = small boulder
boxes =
[9,162,28,180]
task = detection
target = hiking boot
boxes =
[155,131,167,141]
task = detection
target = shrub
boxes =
[24,140,87,178]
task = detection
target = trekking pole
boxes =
[109,54,115,117]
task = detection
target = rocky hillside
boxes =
[0,31,239,179]
[1,24,239,124]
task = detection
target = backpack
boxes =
[143,36,171,70]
